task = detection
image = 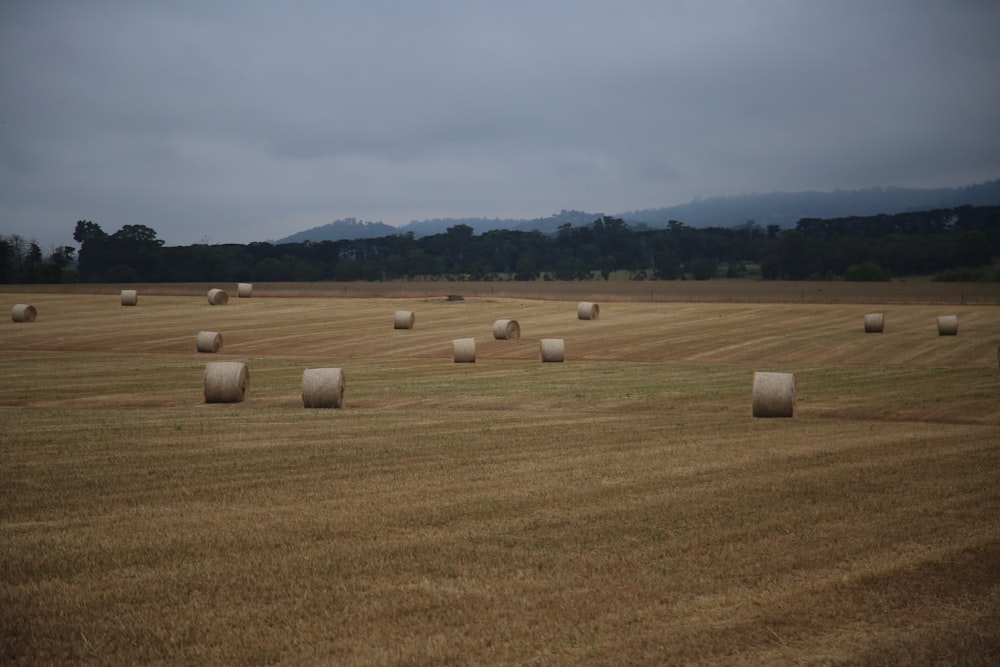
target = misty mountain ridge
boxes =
[272,179,1000,243]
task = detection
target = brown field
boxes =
[7,278,1000,304]
[2,281,999,665]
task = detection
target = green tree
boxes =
[0,237,11,282]
[653,249,681,280]
[73,220,108,245]
[108,225,164,281]
[45,246,77,283]
[845,261,891,282]
[73,220,110,281]
[763,230,813,280]
[688,257,718,280]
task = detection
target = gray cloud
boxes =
[2,1,998,248]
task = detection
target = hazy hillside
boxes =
[273,211,607,243]
[274,180,1000,243]
[620,180,1000,229]
[273,218,397,243]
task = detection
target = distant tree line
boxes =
[2,205,998,284]
[0,235,76,283]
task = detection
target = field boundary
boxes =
[4,280,1000,304]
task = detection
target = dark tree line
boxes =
[763,206,998,280]
[0,235,76,283]
[3,205,998,284]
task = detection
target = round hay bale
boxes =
[752,371,795,418]
[453,338,476,363]
[207,288,229,305]
[121,289,138,307]
[394,310,415,329]
[492,319,520,339]
[937,315,958,336]
[237,282,253,298]
[863,312,884,333]
[302,368,345,408]
[204,361,249,403]
[11,304,36,322]
[577,301,600,320]
[196,331,223,353]
[540,338,565,363]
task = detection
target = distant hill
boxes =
[619,180,1000,229]
[273,180,1000,243]
[273,218,397,243]
[273,211,609,243]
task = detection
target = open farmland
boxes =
[2,282,999,665]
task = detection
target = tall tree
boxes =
[73,220,110,281]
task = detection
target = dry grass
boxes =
[6,278,1000,304]
[2,286,999,665]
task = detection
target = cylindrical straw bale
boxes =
[302,368,345,408]
[11,304,37,322]
[453,338,476,363]
[937,315,958,336]
[577,301,600,320]
[492,319,520,339]
[204,361,249,403]
[863,312,884,333]
[237,282,253,298]
[540,338,565,363]
[752,371,795,418]
[394,310,415,329]
[121,290,138,307]
[207,288,229,305]
[196,331,223,353]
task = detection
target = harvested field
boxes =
[5,278,1000,304]
[1,285,999,665]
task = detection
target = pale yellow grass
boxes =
[1,289,999,665]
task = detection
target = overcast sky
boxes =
[2,1,999,249]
